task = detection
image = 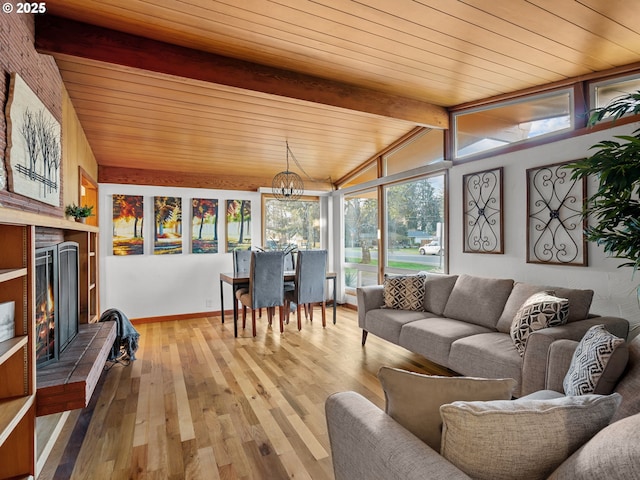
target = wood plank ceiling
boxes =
[37,0,640,191]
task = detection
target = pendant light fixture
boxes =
[272,141,304,201]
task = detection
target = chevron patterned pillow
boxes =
[563,325,628,396]
[510,291,569,356]
[382,274,426,311]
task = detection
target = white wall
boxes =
[99,184,261,319]
[449,121,640,334]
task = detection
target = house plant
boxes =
[65,203,94,223]
[568,90,640,337]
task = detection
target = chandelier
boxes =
[272,141,304,201]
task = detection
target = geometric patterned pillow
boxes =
[510,291,569,356]
[563,325,629,396]
[382,274,426,311]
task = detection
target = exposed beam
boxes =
[35,15,448,129]
[98,166,332,191]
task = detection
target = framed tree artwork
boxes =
[154,196,182,255]
[192,198,218,253]
[4,73,61,206]
[226,199,251,252]
[527,161,587,266]
[463,167,504,254]
[112,195,144,256]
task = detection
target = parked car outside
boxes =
[419,240,443,255]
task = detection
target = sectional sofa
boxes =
[357,273,629,396]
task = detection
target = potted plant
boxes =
[65,203,94,223]
[568,91,640,337]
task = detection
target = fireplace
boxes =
[35,241,80,367]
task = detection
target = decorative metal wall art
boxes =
[527,161,587,266]
[463,167,503,254]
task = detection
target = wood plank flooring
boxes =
[38,307,452,480]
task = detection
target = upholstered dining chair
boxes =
[233,248,255,316]
[284,250,327,331]
[238,251,285,336]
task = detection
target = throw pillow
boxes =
[382,274,426,311]
[440,393,622,480]
[563,324,628,395]
[377,367,516,451]
[510,291,569,356]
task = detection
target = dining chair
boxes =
[284,250,327,331]
[238,251,285,336]
[233,248,255,316]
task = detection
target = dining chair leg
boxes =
[279,306,284,333]
[242,306,247,329]
[252,309,257,337]
[297,306,302,331]
[304,303,309,320]
[321,300,326,327]
[309,304,314,323]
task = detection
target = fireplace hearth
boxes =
[35,241,80,367]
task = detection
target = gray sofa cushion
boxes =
[548,412,640,480]
[378,367,516,452]
[448,333,523,393]
[610,335,640,422]
[419,272,459,315]
[440,394,622,480]
[443,275,513,329]
[496,282,594,333]
[399,318,493,368]
[364,309,433,344]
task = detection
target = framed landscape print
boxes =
[463,167,503,254]
[112,195,144,256]
[192,198,218,254]
[527,161,587,266]
[226,199,251,252]
[154,196,182,255]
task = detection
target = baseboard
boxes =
[131,310,230,324]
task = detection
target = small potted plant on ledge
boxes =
[65,203,94,223]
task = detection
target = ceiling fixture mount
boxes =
[272,141,304,201]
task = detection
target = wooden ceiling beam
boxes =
[35,15,448,129]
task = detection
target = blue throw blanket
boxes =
[99,308,140,361]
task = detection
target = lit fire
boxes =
[35,284,55,361]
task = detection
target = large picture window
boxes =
[344,190,378,289]
[385,174,446,274]
[263,196,320,250]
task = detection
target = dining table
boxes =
[219,271,337,337]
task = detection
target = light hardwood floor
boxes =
[38,307,451,480]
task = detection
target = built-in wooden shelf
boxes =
[0,336,28,365]
[0,268,27,283]
[0,395,35,446]
[36,322,116,417]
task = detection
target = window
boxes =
[344,189,378,289]
[453,89,573,159]
[339,162,378,189]
[590,73,640,118]
[263,196,320,250]
[385,174,446,274]
[384,129,444,175]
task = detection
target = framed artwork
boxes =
[192,198,219,254]
[463,167,503,254]
[112,195,144,256]
[527,161,587,266]
[154,196,182,254]
[4,73,61,206]
[226,200,251,252]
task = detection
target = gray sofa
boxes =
[325,334,640,480]
[357,273,629,396]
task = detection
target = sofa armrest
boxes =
[356,285,385,328]
[545,339,579,393]
[520,316,629,396]
[325,391,472,480]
